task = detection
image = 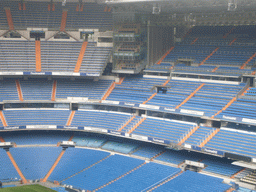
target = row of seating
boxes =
[107,77,166,104]
[71,110,132,131]
[0,131,72,145]
[202,157,243,177]
[205,128,256,158]
[147,80,201,108]
[49,148,110,182]
[180,37,256,47]
[0,40,112,75]
[163,45,215,64]
[179,83,244,117]
[2,109,196,145]
[132,144,165,159]
[4,109,70,127]
[0,40,36,72]
[215,66,253,75]
[187,26,234,37]
[72,134,107,148]
[2,108,256,160]
[40,41,81,72]
[153,170,231,192]
[188,25,256,39]
[63,154,144,191]
[102,141,139,154]
[149,62,254,75]
[107,76,245,117]
[8,146,231,191]
[0,78,113,102]
[20,79,53,101]
[173,65,254,76]
[1,109,132,131]
[148,25,256,76]
[0,79,19,102]
[0,148,21,182]
[132,117,196,144]
[73,129,254,177]
[206,46,256,66]
[0,131,247,181]
[0,76,250,123]
[0,146,240,191]
[0,1,112,30]
[65,3,112,30]
[56,79,112,100]
[162,44,256,67]
[99,162,180,192]
[10,147,62,180]
[184,126,217,146]
[180,37,231,46]
[217,87,256,120]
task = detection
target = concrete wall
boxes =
[0,29,114,46]
[148,25,174,66]
[79,29,113,47]
[16,30,30,39]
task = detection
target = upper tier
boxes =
[0,40,112,77]
[2,76,256,126]
[146,25,256,76]
[0,1,112,31]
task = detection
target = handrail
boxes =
[237,79,250,99]
[141,170,181,192]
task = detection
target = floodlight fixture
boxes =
[228,0,237,11]
[62,0,67,6]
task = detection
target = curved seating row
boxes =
[0,40,112,75]
[0,1,112,30]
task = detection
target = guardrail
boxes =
[141,170,181,192]
[237,79,250,99]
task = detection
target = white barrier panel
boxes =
[184,144,192,149]
[131,134,148,141]
[139,104,160,110]
[101,100,120,105]
[29,72,46,75]
[64,126,78,130]
[86,73,100,76]
[0,142,12,146]
[52,72,80,76]
[79,29,99,32]
[221,127,256,136]
[61,141,75,145]
[204,148,218,155]
[143,75,168,79]
[93,128,108,133]
[150,138,165,143]
[4,127,19,130]
[180,109,204,116]
[222,115,237,121]
[185,160,205,168]
[67,97,89,101]
[124,102,135,107]
[164,107,176,112]
[0,72,23,75]
[172,77,240,85]
[84,127,93,131]
[26,125,57,129]
[146,115,196,126]
[27,28,48,31]
[242,118,256,124]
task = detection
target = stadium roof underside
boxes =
[106,0,256,13]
